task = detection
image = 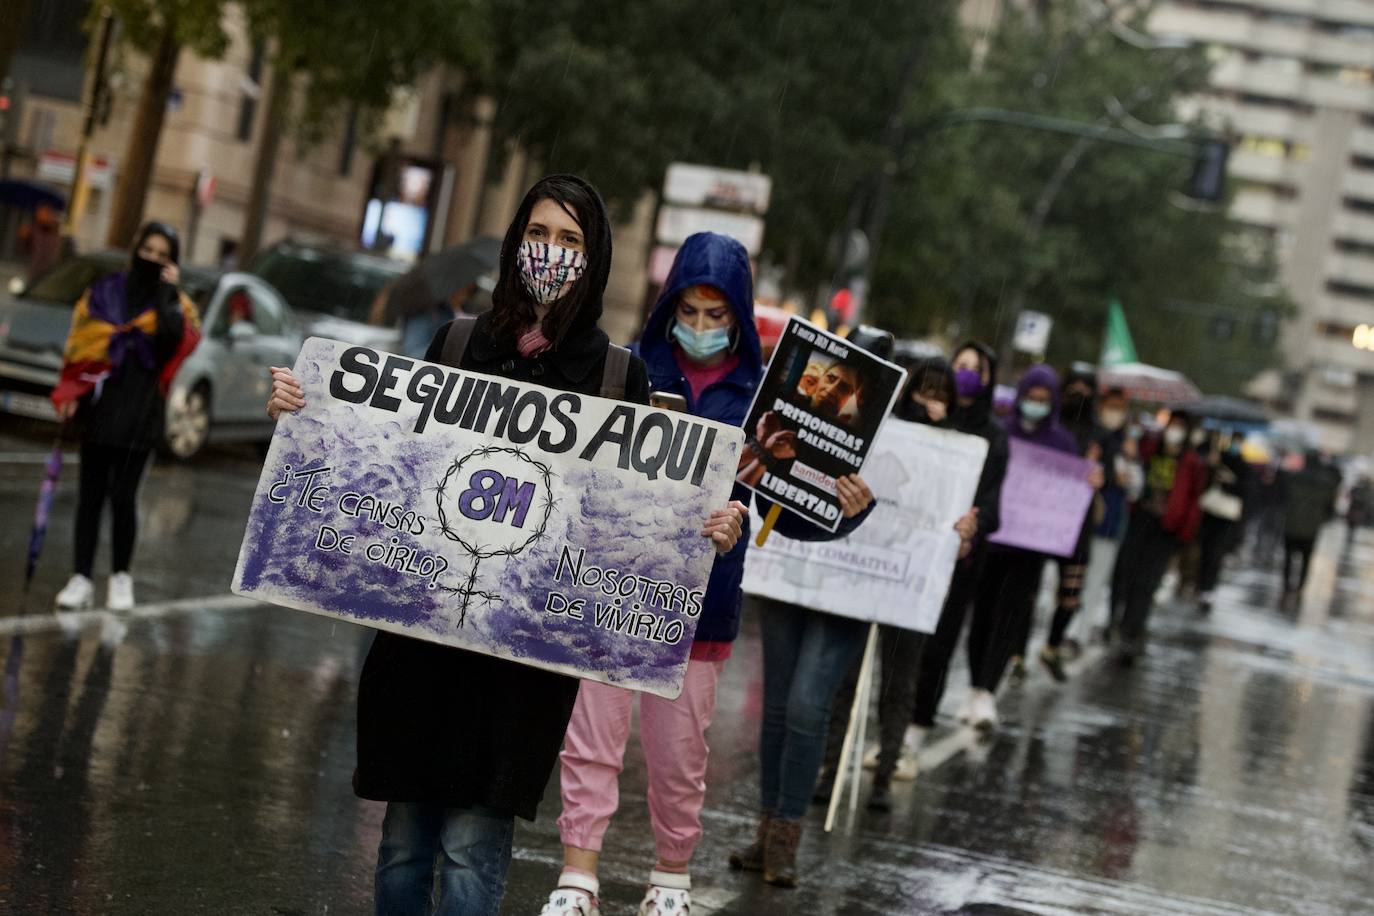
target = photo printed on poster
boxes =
[735,317,906,530]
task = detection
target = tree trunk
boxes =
[105,25,180,249]
[238,59,291,264]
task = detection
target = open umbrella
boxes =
[0,179,66,213]
[382,236,502,323]
[1098,361,1201,405]
[22,439,64,610]
[1174,394,1270,430]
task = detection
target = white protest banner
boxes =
[742,420,987,633]
[987,438,1095,558]
[232,338,744,698]
[736,317,907,531]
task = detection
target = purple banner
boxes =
[987,438,1095,558]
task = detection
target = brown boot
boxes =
[728,811,772,872]
[762,817,803,887]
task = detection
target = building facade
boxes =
[1149,0,1374,454]
[4,5,651,343]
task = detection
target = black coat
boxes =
[78,280,185,452]
[950,341,1009,540]
[352,313,650,820]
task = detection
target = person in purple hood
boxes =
[962,364,1097,731]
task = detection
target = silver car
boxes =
[0,252,303,459]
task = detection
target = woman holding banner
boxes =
[907,342,1008,754]
[267,177,746,916]
[963,364,1099,731]
[817,356,979,812]
[723,326,887,890]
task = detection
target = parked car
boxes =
[0,251,303,459]
[248,239,408,351]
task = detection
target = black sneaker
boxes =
[867,781,892,812]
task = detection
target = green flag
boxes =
[1101,299,1138,367]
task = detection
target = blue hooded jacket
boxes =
[635,232,862,643]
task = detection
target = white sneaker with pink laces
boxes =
[540,871,601,916]
[638,869,691,915]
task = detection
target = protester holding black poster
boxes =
[728,325,892,889]
[266,176,746,916]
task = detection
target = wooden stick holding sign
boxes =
[825,621,879,833]
[755,504,782,546]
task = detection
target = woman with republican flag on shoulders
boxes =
[50,221,201,612]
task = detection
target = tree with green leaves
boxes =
[102,0,230,248]
[235,0,488,261]
[459,0,963,296]
[866,2,1291,394]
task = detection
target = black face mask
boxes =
[125,256,164,309]
[1061,391,1093,421]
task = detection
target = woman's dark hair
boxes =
[896,356,955,421]
[490,175,612,348]
[133,221,181,265]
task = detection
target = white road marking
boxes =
[0,593,256,636]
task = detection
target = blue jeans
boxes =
[375,802,515,916]
[758,600,869,819]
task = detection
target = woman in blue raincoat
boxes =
[542,232,873,914]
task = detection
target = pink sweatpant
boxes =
[557,658,723,863]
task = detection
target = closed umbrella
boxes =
[22,439,64,610]
[381,236,502,323]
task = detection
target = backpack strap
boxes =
[600,343,631,399]
[440,315,478,367]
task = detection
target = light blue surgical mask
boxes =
[1019,400,1051,422]
[672,322,732,362]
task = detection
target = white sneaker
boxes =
[892,725,928,781]
[638,870,691,915]
[956,692,976,724]
[107,573,135,611]
[55,574,94,610]
[541,872,600,916]
[969,689,999,733]
[861,741,881,770]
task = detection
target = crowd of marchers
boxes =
[44,172,1348,916]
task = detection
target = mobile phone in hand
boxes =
[650,391,689,413]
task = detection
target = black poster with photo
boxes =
[736,317,907,530]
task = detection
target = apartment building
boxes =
[1149,0,1374,453]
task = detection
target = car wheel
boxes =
[164,383,211,460]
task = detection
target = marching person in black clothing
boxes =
[267,176,745,916]
[906,342,1008,761]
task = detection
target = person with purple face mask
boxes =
[904,342,1009,762]
[962,364,1088,732]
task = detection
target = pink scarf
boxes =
[518,326,551,358]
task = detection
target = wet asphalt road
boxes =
[0,417,1372,915]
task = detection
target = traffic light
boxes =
[1186,138,1229,203]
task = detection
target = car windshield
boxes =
[250,248,401,323]
[22,255,217,311]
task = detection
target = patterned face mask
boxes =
[517,241,587,305]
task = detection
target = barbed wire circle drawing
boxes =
[434,445,557,627]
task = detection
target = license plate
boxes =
[0,390,57,420]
